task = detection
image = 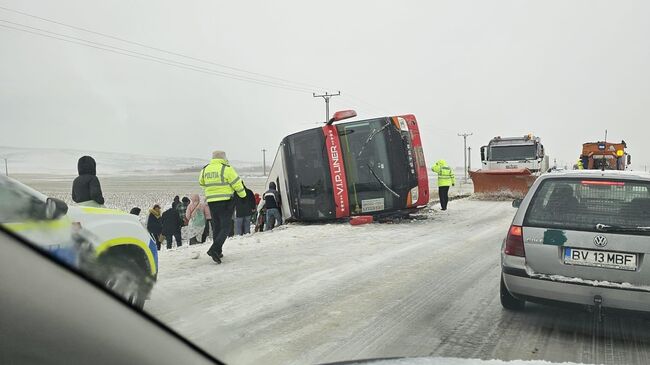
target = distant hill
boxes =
[0,146,260,175]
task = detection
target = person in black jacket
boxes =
[234,184,256,235]
[263,182,282,230]
[146,204,163,250]
[161,202,183,249]
[71,156,105,206]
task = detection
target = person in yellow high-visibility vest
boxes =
[431,159,456,211]
[199,150,247,264]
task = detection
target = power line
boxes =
[0,19,313,92]
[0,20,313,93]
[0,5,333,92]
[0,5,413,121]
[0,5,408,118]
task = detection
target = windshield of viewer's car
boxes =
[3,1,650,365]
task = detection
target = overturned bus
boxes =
[264,110,429,222]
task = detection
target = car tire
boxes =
[102,257,147,309]
[500,274,525,310]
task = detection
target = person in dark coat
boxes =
[146,204,163,251]
[234,184,256,235]
[179,196,190,225]
[263,182,282,230]
[71,156,105,206]
[161,202,183,249]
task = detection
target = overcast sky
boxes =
[1,0,649,170]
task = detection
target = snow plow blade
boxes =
[469,169,537,198]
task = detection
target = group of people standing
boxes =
[70,152,284,264]
[143,151,283,263]
[144,195,210,251]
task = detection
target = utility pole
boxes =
[467,146,472,173]
[458,132,473,182]
[313,91,341,123]
[261,149,267,176]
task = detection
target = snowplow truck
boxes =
[579,141,631,170]
[469,134,549,197]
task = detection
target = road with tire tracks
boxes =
[148,199,650,365]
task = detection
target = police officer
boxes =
[199,151,247,264]
[576,158,584,170]
[431,159,456,211]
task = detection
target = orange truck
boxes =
[579,141,631,170]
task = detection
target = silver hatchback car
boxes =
[501,169,650,314]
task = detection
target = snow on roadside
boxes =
[146,198,508,363]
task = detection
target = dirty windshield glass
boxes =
[2,1,650,365]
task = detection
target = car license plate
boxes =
[564,247,637,271]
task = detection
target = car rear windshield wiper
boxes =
[595,223,650,232]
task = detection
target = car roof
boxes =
[542,169,650,182]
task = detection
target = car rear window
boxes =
[524,178,650,234]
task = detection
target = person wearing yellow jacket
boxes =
[431,159,455,211]
[199,150,247,264]
[576,159,584,170]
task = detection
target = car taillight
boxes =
[504,225,525,257]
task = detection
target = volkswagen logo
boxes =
[593,235,608,247]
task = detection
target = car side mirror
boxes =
[45,198,68,220]
[512,198,522,208]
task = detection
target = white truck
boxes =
[470,134,549,196]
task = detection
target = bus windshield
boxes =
[337,118,412,215]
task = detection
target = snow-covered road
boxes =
[147,199,650,365]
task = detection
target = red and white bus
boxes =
[264,110,429,221]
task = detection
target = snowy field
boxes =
[0,146,259,175]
